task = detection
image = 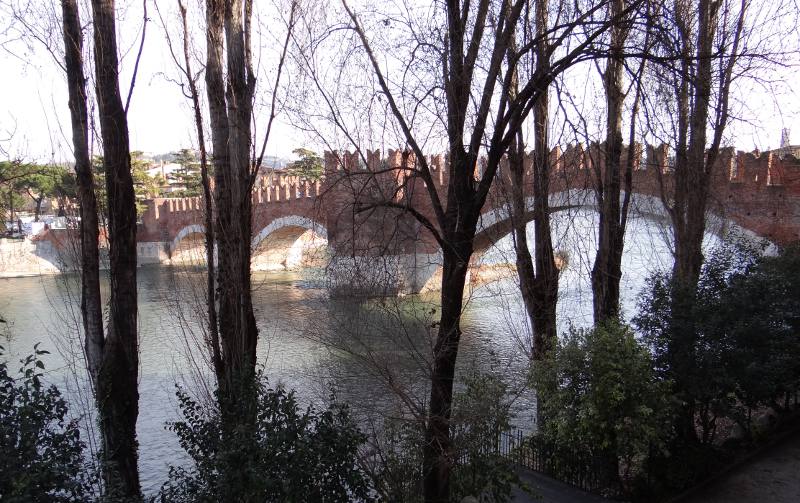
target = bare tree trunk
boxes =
[507,131,539,354]
[422,145,482,501]
[423,239,472,501]
[654,0,746,446]
[61,0,104,385]
[221,0,258,391]
[205,0,231,386]
[90,0,141,497]
[592,0,629,323]
[672,0,718,288]
[202,2,260,499]
[529,0,559,359]
[504,0,556,361]
[204,0,258,396]
[178,0,222,382]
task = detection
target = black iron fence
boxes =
[491,429,619,498]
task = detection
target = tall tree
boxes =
[590,0,648,323]
[60,0,104,396]
[175,0,221,382]
[643,0,782,447]
[171,148,202,196]
[89,0,141,497]
[505,0,561,361]
[198,1,296,498]
[204,0,259,400]
[652,0,746,288]
[331,1,628,499]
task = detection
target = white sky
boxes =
[0,0,798,164]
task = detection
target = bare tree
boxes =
[640,0,795,446]
[504,0,561,361]
[61,0,103,397]
[590,0,649,323]
[294,1,637,499]
[647,0,751,287]
[89,0,141,497]
[201,0,296,398]
[202,0,258,399]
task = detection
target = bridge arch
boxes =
[170,224,207,263]
[251,216,328,271]
[473,189,768,259]
[410,189,770,293]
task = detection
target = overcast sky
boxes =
[1,0,798,164]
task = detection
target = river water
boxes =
[0,210,688,493]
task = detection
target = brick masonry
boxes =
[28,146,800,285]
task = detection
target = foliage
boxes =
[632,241,800,494]
[634,241,800,442]
[131,151,164,201]
[169,149,203,197]
[95,152,164,215]
[285,148,323,180]
[0,344,93,502]
[90,156,109,221]
[450,371,530,502]
[158,374,372,503]
[367,416,425,501]
[369,370,528,502]
[0,161,78,222]
[17,165,77,219]
[532,322,672,490]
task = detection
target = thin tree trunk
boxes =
[90,0,141,497]
[61,0,104,385]
[203,2,259,499]
[506,0,558,361]
[205,0,231,387]
[508,132,539,355]
[671,0,719,288]
[422,178,476,502]
[178,0,222,382]
[221,0,258,392]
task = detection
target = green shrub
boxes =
[532,322,672,492]
[634,242,800,442]
[158,374,372,502]
[0,344,93,502]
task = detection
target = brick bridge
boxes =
[33,146,799,292]
[124,145,800,293]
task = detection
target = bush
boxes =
[0,344,93,502]
[368,370,529,503]
[532,322,672,492]
[158,374,372,503]
[634,242,800,443]
[632,241,800,495]
[450,371,528,502]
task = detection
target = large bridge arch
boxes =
[251,216,328,271]
[472,189,770,260]
[408,189,770,293]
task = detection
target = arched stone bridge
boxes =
[122,144,800,293]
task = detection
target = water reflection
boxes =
[0,210,696,493]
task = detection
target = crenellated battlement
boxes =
[139,145,800,218]
[134,144,800,253]
[321,144,800,195]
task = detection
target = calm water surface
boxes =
[0,211,688,493]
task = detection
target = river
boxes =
[0,210,692,493]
